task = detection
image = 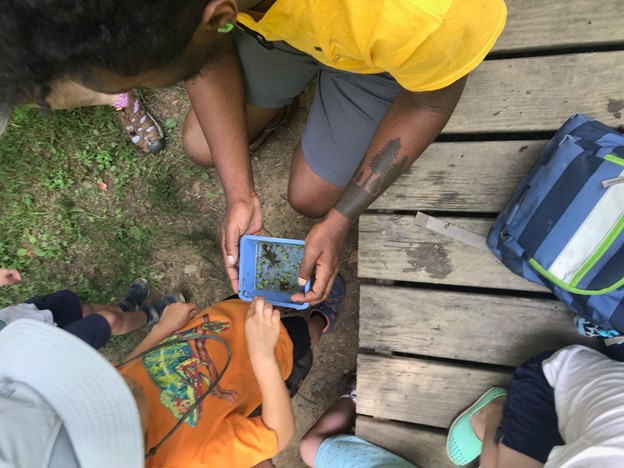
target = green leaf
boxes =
[16,248,27,257]
[128,226,143,241]
[164,118,178,129]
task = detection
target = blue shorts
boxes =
[26,290,111,349]
[315,434,417,468]
[495,350,564,463]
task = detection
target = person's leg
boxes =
[281,275,346,399]
[472,397,544,468]
[63,313,112,349]
[449,351,561,467]
[26,289,124,349]
[25,290,83,329]
[183,29,318,166]
[81,303,146,335]
[39,80,165,153]
[45,79,118,108]
[300,378,356,467]
[300,373,415,468]
[78,278,150,335]
[183,104,285,166]
[308,315,325,348]
[287,69,402,218]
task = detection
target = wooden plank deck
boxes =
[355,1,622,466]
[446,51,624,133]
[492,0,624,53]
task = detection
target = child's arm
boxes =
[245,297,295,451]
[0,269,21,287]
[125,302,198,361]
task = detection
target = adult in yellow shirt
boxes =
[1,0,506,302]
[182,0,507,304]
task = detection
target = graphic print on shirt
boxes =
[142,315,236,426]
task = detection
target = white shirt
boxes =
[543,345,624,467]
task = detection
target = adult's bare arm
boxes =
[293,76,467,304]
[186,38,262,292]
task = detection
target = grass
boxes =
[0,104,215,308]
[0,98,233,357]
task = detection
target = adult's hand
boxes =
[222,194,263,293]
[291,210,350,305]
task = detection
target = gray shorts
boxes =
[233,29,402,187]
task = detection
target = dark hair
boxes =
[0,0,210,113]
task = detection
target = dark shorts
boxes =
[26,290,111,349]
[495,350,564,463]
[282,315,313,397]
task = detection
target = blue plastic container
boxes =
[238,235,310,309]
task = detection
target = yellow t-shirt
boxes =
[238,0,507,91]
[120,299,294,467]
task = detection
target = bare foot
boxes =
[470,396,506,440]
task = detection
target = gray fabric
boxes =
[0,303,55,327]
[0,381,64,467]
[232,28,402,187]
[0,320,145,468]
[302,70,401,187]
[233,29,318,108]
[49,426,81,468]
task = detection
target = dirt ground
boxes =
[144,86,360,467]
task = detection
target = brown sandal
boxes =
[116,92,165,154]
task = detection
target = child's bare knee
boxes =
[299,433,321,467]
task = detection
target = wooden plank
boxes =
[370,141,543,212]
[357,353,510,428]
[358,214,548,292]
[356,417,461,468]
[444,52,624,133]
[493,0,624,53]
[359,285,598,366]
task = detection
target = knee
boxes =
[299,433,322,467]
[182,113,214,167]
[287,186,330,219]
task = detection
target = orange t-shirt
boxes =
[120,300,294,467]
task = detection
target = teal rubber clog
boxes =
[446,387,508,466]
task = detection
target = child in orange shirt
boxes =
[0,277,345,467]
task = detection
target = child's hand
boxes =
[157,302,198,334]
[245,297,281,366]
[0,269,21,287]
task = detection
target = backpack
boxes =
[487,114,624,333]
